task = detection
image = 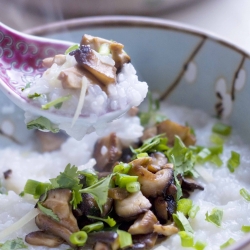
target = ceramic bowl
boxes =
[1,16,250,249]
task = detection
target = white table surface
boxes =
[1,0,250,53]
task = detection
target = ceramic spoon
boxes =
[0,22,131,139]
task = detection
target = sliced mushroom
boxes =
[35,131,67,152]
[71,45,116,85]
[39,189,79,233]
[128,210,159,235]
[131,233,158,250]
[157,119,196,146]
[58,65,106,91]
[78,193,100,217]
[153,224,178,236]
[114,191,151,218]
[93,133,122,172]
[94,242,110,250]
[128,161,173,197]
[85,231,119,250]
[153,196,168,223]
[165,195,177,217]
[42,54,66,68]
[108,187,129,200]
[25,231,64,247]
[35,213,75,247]
[148,152,168,172]
[81,34,130,70]
[181,177,204,192]
[128,107,139,117]
[141,127,157,142]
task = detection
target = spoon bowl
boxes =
[0,23,135,139]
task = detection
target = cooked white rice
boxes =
[1,103,250,250]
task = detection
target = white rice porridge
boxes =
[0,103,250,250]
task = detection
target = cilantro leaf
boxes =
[205,208,223,227]
[50,164,83,209]
[173,211,194,233]
[80,174,114,213]
[27,116,59,133]
[0,237,28,249]
[37,202,59,221]
[79,169,98,187]
[131,134,168,156]
[167,136,198,178]
[87,215,116,227]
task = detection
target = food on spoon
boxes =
[22,34,148,139]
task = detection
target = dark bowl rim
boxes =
[25,15,250,250]
[25,15,250,59]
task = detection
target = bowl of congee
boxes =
[0,16,250,250]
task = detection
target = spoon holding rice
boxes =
[0,22,148,139]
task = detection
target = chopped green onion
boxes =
[205,208,223,227]
[173,212,193,233]
[136,153,148,158]
[194,240,207,250]
[177,198,193,216]
[240,188,250,201]
[81,222,104,233]
[19,191,25,197]
[117,229,132,248]
[241,225,250,232]
[210,154,223,167]
[126,181,140,193]
[188,205,200,219]
[87,215,116,227]
[210,133,224,145]
[115,174,138,188]
[23,179,51,199]
[220,238,235,249]
[113,163,131,174]
[208,145,223,155]
[212,122,231,136]
[69,231,88,247]
[197,148,212,162]
[41,95,71,110]
[98,43,110,55]
[178,231,194,247]
[65,44,79,55]
[227,151,240,173]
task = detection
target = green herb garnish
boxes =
[227,151,240,173]
[82,222,104,233]
[173,211,194,233]
[188,204,200,219]
[41,95,71,110]
[220,238,235,249]
[65,44,79,55]
[21,82,31,91]
[28,93,41,99]
[0,238,28,249]
[178,231,194,247]
[27,116,59,133]
[87,215,116,227]
[177,198,193,216]
[37,202,59,221]
[69,231,88,247]
[117,229,132,248]
[194,240,207,250]
[212,122,231,136]
[205,208,223,227]
[23,179,51,199]
[240,188,250,201]
[241,225,250,232]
